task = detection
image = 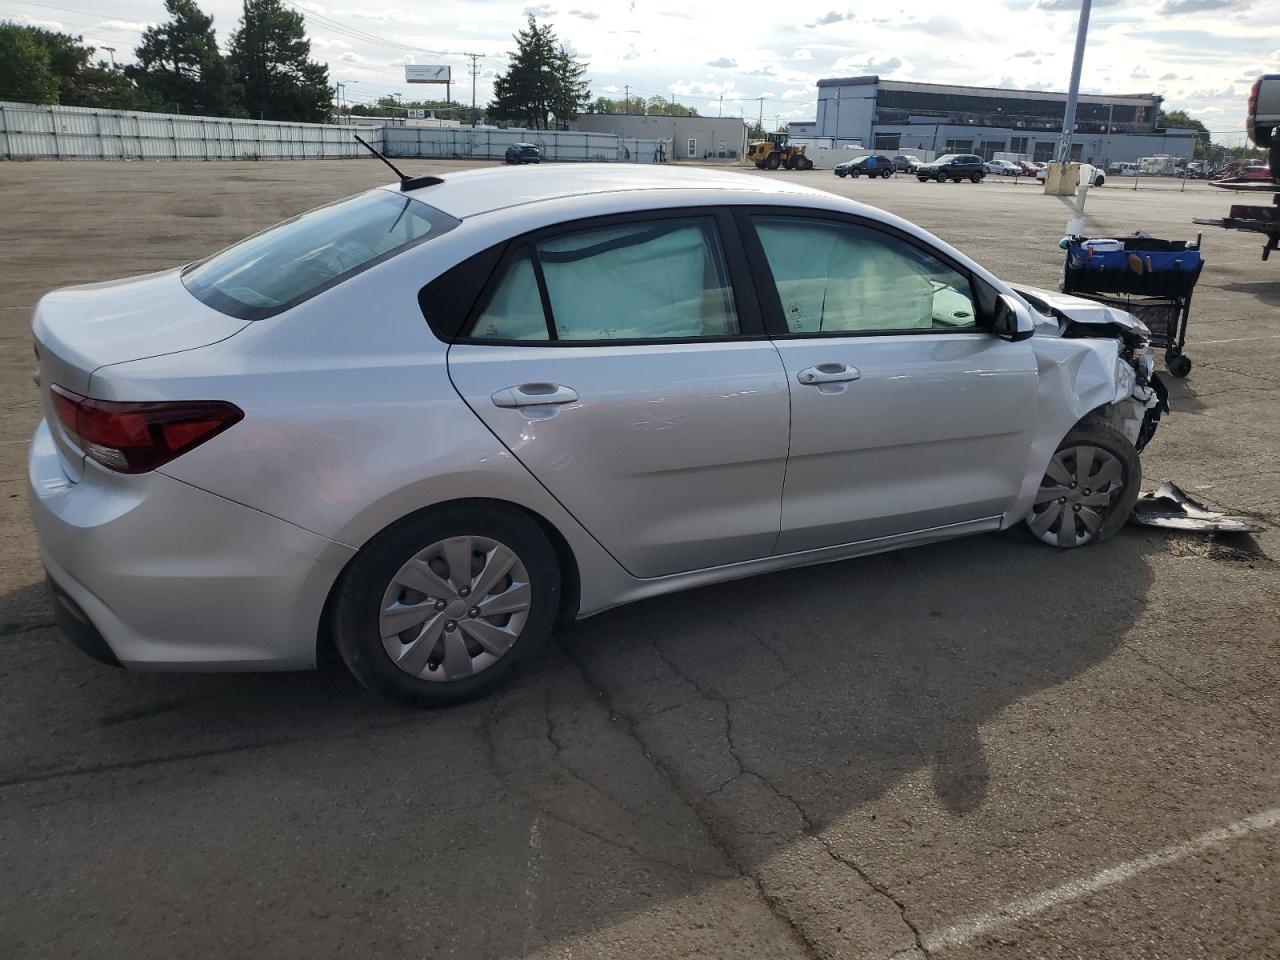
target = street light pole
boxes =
[102,46,116,68]
[1056,0,1092,163]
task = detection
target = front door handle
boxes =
[796,363,861,386]
[491,383,579,408]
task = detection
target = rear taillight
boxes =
[50,385,242,474]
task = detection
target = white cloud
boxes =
[568,8,599,18]
[522,4,556,16]
[831,53,904,74]
[805,10,852,26]
[790,48,813,60]
[707,57,738,68]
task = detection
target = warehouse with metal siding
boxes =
[567,114,750,160]
[792,76,1196,165]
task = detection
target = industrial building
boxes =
[567,114,749,160]
[788,77,1197,166]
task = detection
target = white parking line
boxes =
[922,806,1280,952]
[1195,334,1280,346]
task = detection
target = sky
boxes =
[3,0,1278,142]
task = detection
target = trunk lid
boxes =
[32,269,250,479]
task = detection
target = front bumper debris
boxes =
[1131,481,1265,533]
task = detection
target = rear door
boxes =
[446,209,791,579]
[738,209,1040,553]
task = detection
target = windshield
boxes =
[183,190,459,321]
[934,154,958,163]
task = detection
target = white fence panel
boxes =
[1,102,669,164]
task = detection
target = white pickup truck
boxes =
[1248,74,1280,180]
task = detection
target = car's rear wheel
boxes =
[970,173,983,183]
[332,504,560,706]
[1025,421,1141,548]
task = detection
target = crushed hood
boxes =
[1010,284,1152,339]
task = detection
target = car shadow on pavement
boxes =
[0,530,1157,958]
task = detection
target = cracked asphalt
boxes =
[1,160,1278,960]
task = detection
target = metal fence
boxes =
[0,101,671,163]
[384,126,667,163]
[0,101,380,160]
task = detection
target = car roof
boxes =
[395,163,826,219]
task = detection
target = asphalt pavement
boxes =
[0,160,1277,960]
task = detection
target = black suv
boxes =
[504,142,542,164]
[916,154,985,183]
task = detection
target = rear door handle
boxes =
[796,363,861,385]
[491,383,579,408]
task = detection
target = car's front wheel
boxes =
[936,171,948,183]
[1025,420,1141,548]
[332,504,561,706]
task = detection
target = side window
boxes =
[752,216,978,335]
[470,249,547,340]
[468,217,739,342]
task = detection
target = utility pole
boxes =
[102,46,116,68]
[1056,0,1092,163]
[756,96,765,136]
[718,94,723,118]
[625,84,630,114]
[467,53,481,122]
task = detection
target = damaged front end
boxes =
[1013,285,1169,452]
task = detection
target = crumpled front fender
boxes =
[1006,336,1127,526]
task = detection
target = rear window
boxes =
[182,190,459,320]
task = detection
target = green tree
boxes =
[489,17,590,129]
[0,23,156,109]
[1159,108,1211,159]
[587,94,699,116]
[0,22,59,103]
[228,0,330,122]
[130,0,240,115]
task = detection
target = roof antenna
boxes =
[353,133,443,191]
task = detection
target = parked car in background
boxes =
[984,160,1022,176]
[1246,74,1279,179]
[834,155,895,178]
[1036,164,1106,187]
[27,165,1166,706]
[504,143,542,164]
[1017,161,1043,176]
[916,154,986,182]
[893,154,922,172]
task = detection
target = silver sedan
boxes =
[28,165,1167,705]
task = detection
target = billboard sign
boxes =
[405,65,451,84]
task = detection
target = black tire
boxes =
[936,171,948,183]
[332,503,561,707]
[970,173,983,183]
[836,169,847,178]
[1024,418,1141,548]
[917,176,929,182]
[765,154,781,170]
[850,168,861,178]
[803,157,814,170]
[1167,352,1192,378]
[1093,173,1104,187]
[881,168,892,178]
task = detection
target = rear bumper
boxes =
[28,420,356,671]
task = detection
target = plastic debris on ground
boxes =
[1130,481,1265,534]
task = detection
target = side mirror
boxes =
[993,293,1036,342]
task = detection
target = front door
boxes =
[447,210,790,578]
[739,211,1040,553]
